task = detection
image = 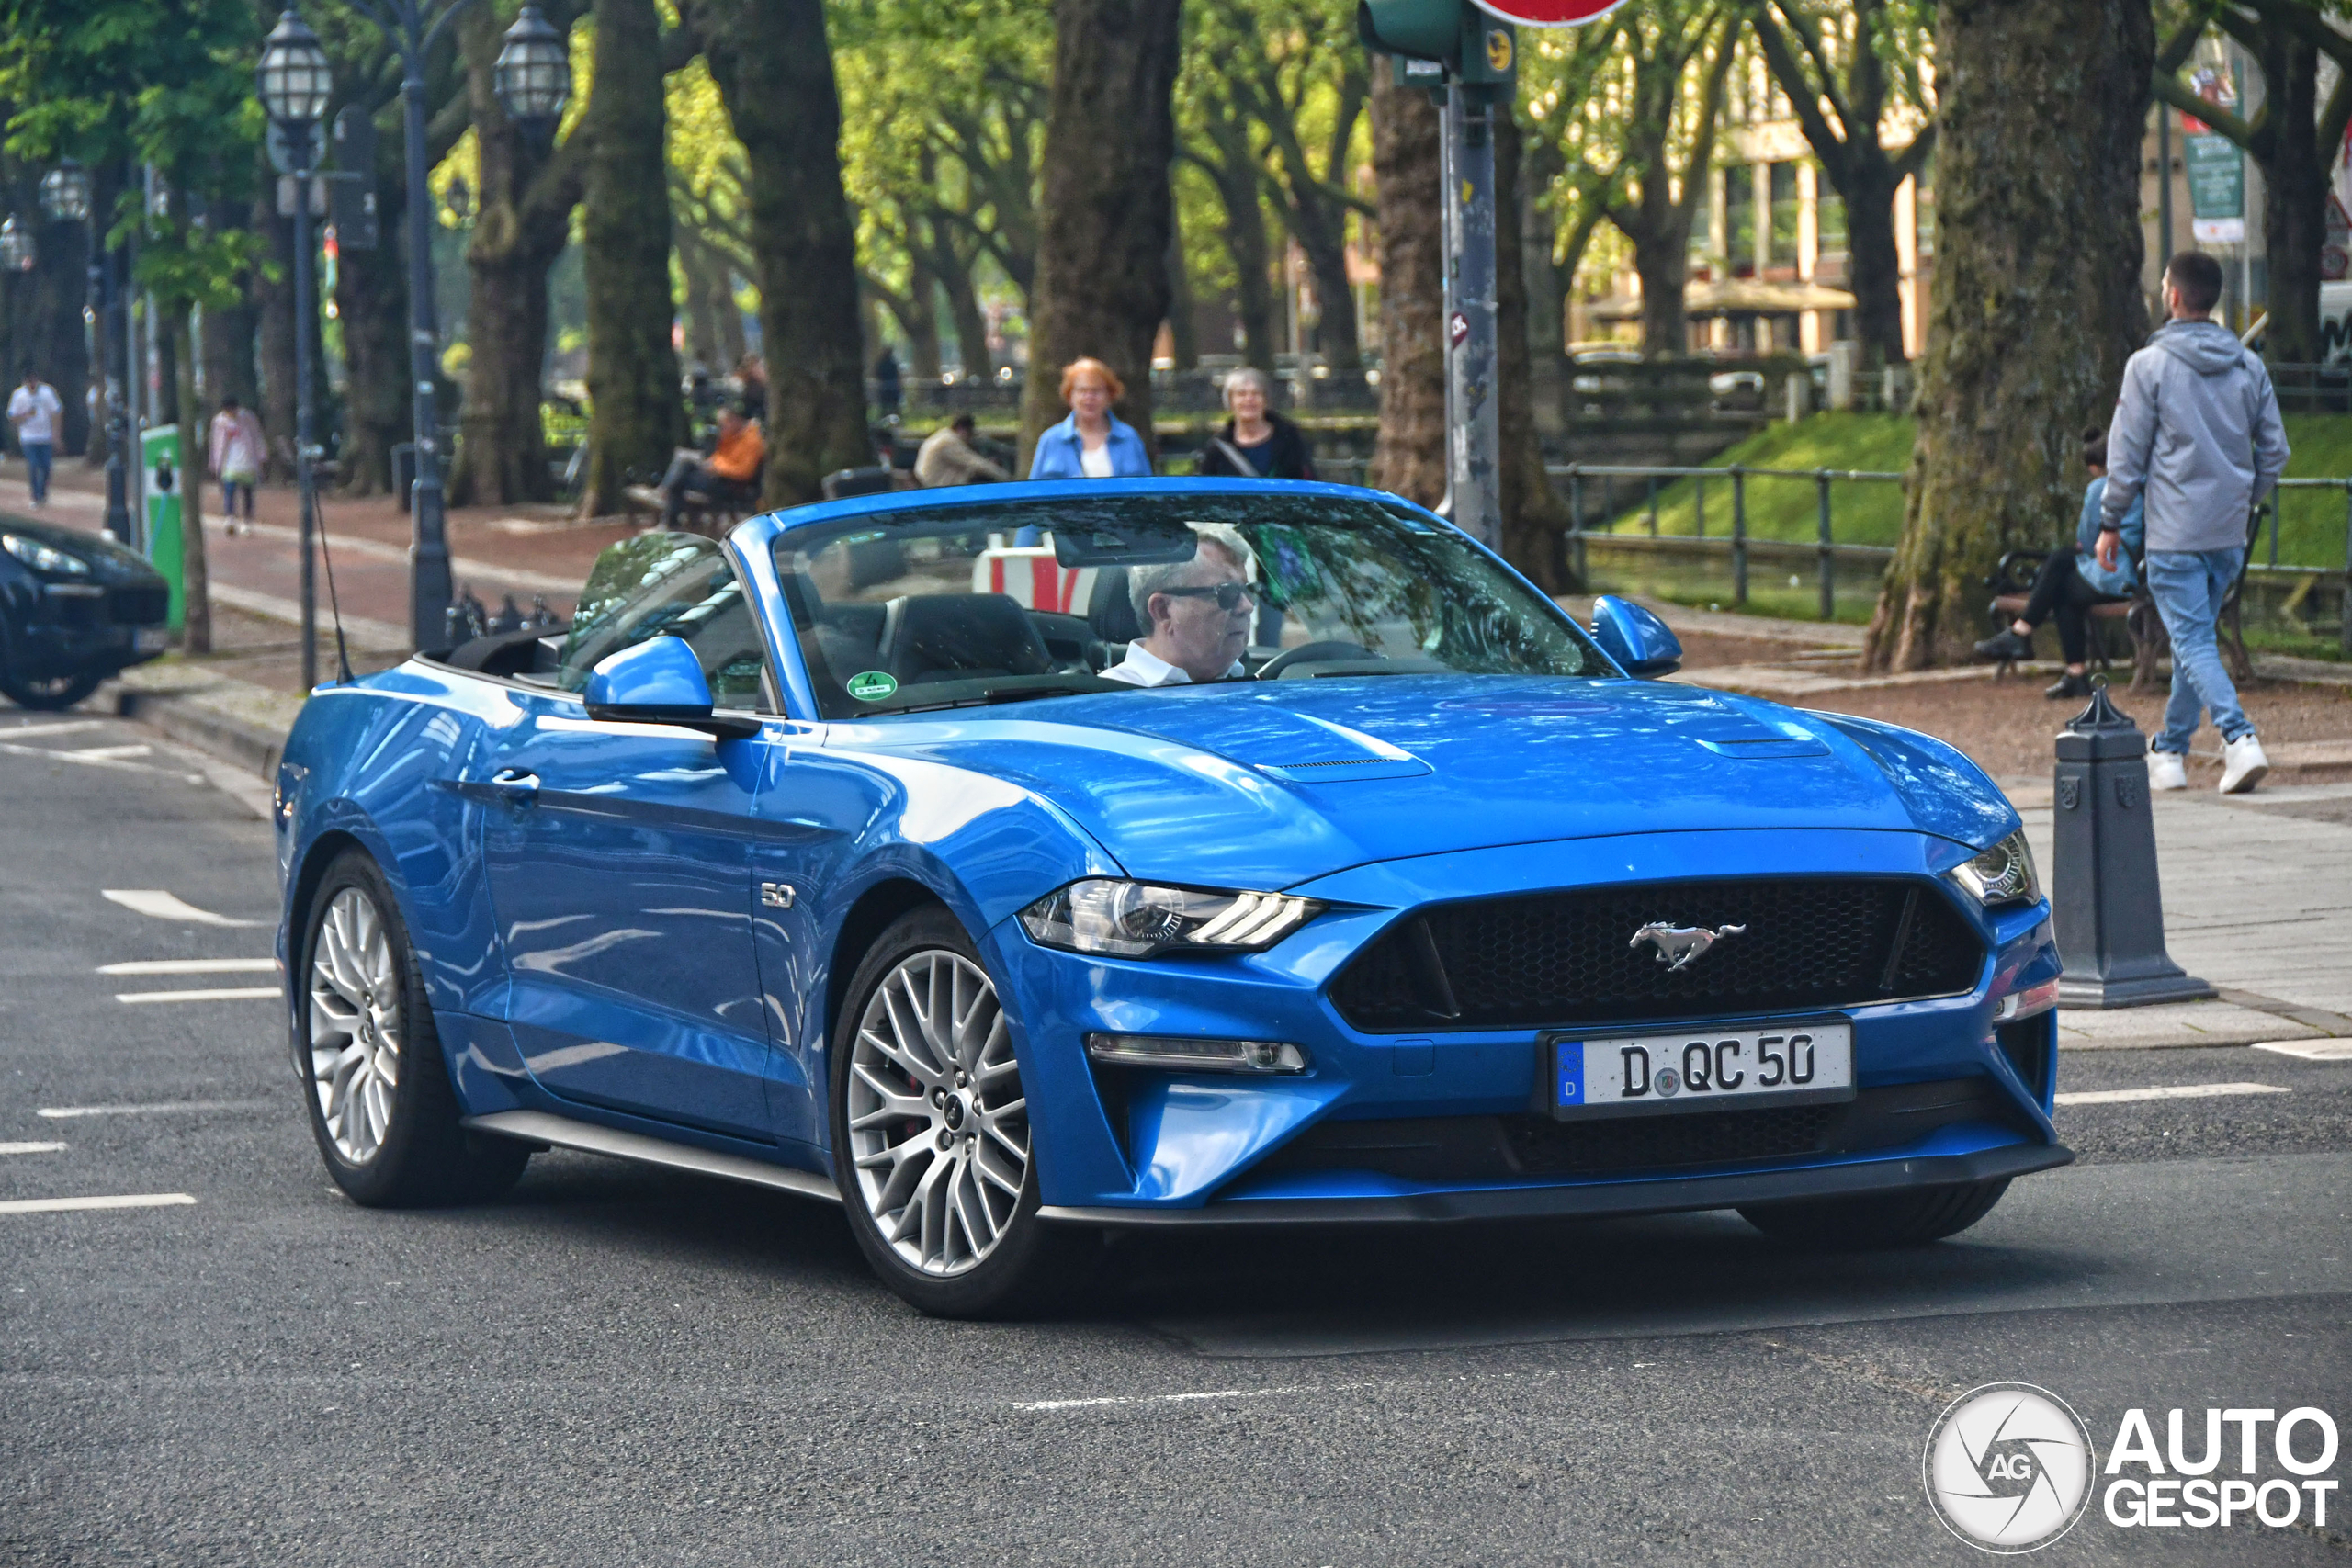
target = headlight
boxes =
[1,532,91,576]
[1950,829,2040,908]
[1019,879,1320,957]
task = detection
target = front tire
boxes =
[1738,1179,2010,1249]
[829,907,1083,1317]
[1,670,101,711]
[297,850,530,1206]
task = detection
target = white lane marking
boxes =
[2256,1040,2352,1062]
[0,1193,196,1214]
[101,890,268,928]
[0,739,182,775]
[97,959,278,976]
[115,987,280,1005]
[0,1142,67,1156]
[0,720,107,740]
[37,1100,274,1120]
[2054,1081,2292,1106]
[59,744,152,761]
[1012,1385,1310,1414]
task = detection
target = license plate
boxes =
[133,626,170,652]
[1548,1021,1854,1120]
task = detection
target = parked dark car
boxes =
[0,514,172,710]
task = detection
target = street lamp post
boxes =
[37,162,94,501]
[259,8,333,689]
[340,0,568,652]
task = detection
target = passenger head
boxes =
[1060,357,1124,420]
[2164,251,2223,318]
[1128,523,1257,682]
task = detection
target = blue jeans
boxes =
[2144,547,2253,753]
[22,440,51,502]
[221,478,255,518]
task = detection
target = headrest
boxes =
[880,594,1053,684]
[1087,566,1141,644]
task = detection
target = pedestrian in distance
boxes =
[1973,425,2140,700]
[208,395,267,532]
[657,401,765,529]
[1193,367,1317,480]
[7,371,62,505]
[734,354,767,425]
[2098,249,2289,795]
[1028,356,1150,480]
[872,345,903,420]
[915,412,1009,489]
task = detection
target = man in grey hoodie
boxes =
[2099,250,2289,794]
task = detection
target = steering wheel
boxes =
[1254,640,1374,680]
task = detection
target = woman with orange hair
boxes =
[1026,356,1152,480]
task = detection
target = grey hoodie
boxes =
[2101,319,2290,553]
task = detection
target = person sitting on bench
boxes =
[1974,425,2142,700]
[660,402,765,528]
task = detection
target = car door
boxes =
[476,539,784,1142]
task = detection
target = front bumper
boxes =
[988,828,2064,1218]
[4,580,170,681]
[1040,1136,2071,1225]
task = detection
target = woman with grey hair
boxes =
[1100,524,1259,687]
[1193,368,1316,480]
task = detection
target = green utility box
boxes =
[141,423,185,631]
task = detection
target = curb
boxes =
[117,686,288,781]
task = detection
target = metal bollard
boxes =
[2052,687,2215,1008]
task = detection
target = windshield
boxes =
[774,494,1608,718]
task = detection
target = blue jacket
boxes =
[2077,476,2142,597]
[1029,412,1152,479]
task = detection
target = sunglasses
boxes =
[1158,582,1258,612]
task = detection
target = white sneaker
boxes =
[2148,750,2188,791]
[2220,733,2269,795]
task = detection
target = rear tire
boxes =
[1737,1179,2009,1249]
[1,671,101,711]
[296,849,530,1206]
[829,906,1089,1317]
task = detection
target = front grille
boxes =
[1246,1078,2032,1188]
[1330,877,1984,1032]
[107,584,168,626]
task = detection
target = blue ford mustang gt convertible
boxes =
[274,479,2067,1315]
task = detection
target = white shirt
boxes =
[1080,442,1115,479]
[1100,642,1245,687]
[9,384,61,445]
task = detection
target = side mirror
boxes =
[583,637,759,739]
[1590,595,1683,678]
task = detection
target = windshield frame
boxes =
[742,479,1620,723]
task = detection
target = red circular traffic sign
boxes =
[1468,0,1631,25]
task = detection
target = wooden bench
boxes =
[1984,549,2255,693]
[621,482,748,540]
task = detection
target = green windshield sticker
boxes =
[845,670,899,702]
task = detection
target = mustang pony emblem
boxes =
[1630,920,1747,972]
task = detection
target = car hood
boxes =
[0,513,169,585]
[830,674,2018,890]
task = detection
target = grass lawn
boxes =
[1598,411,2352,569]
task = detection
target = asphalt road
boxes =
[3,708,2348,1566]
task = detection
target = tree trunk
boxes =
[201,287,261,421]
[1366,78,1445,508]
[1633,239,1690,357]
[582,0,688,517]
[447,3,578,508]
[166,304,210,655]
[1518,127,1566,438]
[153,307,180,428]
[1863,0,2152,671]
[1496,114,1570,592]
[933,231,991,379]
[1015,0,1183,472]
[334,194,411,497]
[1165,218,1198,371]
[1201,123,1278,371]
[1842,158,1910,367]
[254,182,297,480]
[679,228,726,372]
[2256,33,2324,365]
[690,0,872,503]
[27,216,92,457]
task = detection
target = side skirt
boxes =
[463,1109,843,1205]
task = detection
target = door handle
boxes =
[488,767,540,806]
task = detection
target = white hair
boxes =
[1128,522,1255,629]
[1221,367,1274,411]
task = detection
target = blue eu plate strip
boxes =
[1556,1041,1583,1108]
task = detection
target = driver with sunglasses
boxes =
[1100,523,1259,687]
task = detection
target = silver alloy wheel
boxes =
[845,950,1030,1276]
[308,886,401,1164]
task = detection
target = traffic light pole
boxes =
[1442,87,1501,547]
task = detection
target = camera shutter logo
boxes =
[1923,1382,2096,1553]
